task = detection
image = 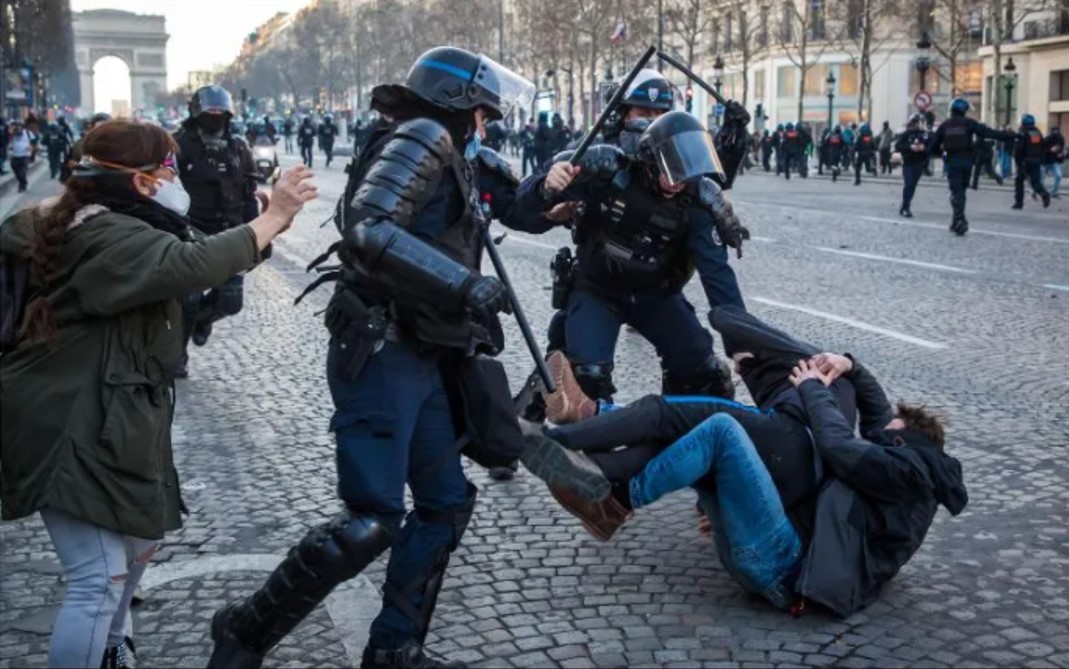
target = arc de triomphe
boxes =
[73,9,168,114]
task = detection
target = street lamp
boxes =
[1003,57,1017,127]
[915,32,932,92]
[713,54,725,96]
[826,71,836,131]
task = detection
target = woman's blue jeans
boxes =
[628,414,803,609]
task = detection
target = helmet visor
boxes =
[475,54,536,119]
[197,88,234,115]
[650,130,725,185]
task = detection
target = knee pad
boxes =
[573,362,616,401]
[298,512,394,582]
[217,281,245,316]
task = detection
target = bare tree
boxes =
[663,0,715,68]
[918,0,977,99]
[986,0,1056,99]
[721,0,769,107]
[831,0,910,122]
[777,0,836,120]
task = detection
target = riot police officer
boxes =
[971,136,1003,188]
[895,113,931,217]
[853,123,876,185]
[298,115,317,167]
[773,123,785,174]
[930,98,1015,235]
[781,122,802,179]
[760,129,773,171]
[173,85,260,374]
[822,126,846,182]
[59,112,110,183]
[42,118,74,179]
[318,112,339,167]
[514,110,750,407]
[1012,113,1052,209]
[208,46,540,669]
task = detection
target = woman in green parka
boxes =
[0,120,316,668]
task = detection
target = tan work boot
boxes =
[549,484,632,542]
[544,351,597,424]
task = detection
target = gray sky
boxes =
[72,0,311,93]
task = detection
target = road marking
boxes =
[750,236,776,243]
[751,297,947,349]
[857,215,1069,245]
[140,553,377,665]
[815,246,976,274]
[500,233,559,251]
[1044,284,1069,292]
[270,242,311,270]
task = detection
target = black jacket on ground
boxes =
[794,376,968,617]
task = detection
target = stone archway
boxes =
[73,9,168,115]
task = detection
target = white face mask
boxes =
[150,178,191,216]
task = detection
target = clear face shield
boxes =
[650,130,726,186]
[473,54,536,120]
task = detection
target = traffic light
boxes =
[685,86,694,113]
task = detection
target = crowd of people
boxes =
[2,49,976,669]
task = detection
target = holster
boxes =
[550,246,577,310]
[324,288,387,379]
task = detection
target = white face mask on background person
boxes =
[149,177,191,216]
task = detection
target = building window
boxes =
[955,61,983,96]
[803,64,829,96]
[754,68,766,97]
[811,0,825,39]
[781,2,794,42]
[777,66,797,97]
[759,5,769,47]
[838,62,859,96]
[911,64,940,94]
[1052,70,1069,101]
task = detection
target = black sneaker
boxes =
[519,420,610,502]
[899,207,912,218]
[361,641,464,669]
[1011,203,1023,210]
[1042,192,1051,208]
[100,637,136,669]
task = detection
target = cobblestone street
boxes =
[2,154,1067,668]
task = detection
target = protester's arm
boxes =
[794,370,928,501]
[844,357,896,438]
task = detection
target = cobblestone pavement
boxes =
[2,153,1067,669]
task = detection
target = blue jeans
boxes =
[628,414,802,609]
[327,340,471,649]
[999,150,1014,179]
[40,509,157,668]
[1044,163,1062,195]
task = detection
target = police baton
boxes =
[568,45,658,166]
[656,51,728,107]
[483,228,556,393]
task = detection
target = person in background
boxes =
[895,113,932,218]
[877,121,895,175]
[282,115,295,154]
[1011,113,1051,210]
[998,127,1015,181]
[1043,126,1064,199]
[0,119,315,669]
[7,119,33,192]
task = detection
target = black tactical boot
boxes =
[361,641,464,669]
[1042,192,1051,208]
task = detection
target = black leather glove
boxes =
[716,203,751,259]
[722,101,751,128]
[464,275,512,317]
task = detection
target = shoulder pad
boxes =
[476,146,518,187]
[347,118,454,230]
[698,177,724,207]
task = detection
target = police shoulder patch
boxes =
[476,146,519,187]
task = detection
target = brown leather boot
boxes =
[544,351,597,424]
[549,485,632,542]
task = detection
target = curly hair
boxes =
[20,120,178,344]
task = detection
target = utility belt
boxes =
[324,287,390,378]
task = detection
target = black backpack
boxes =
[0,251,30,353]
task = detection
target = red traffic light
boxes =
[685,86,694,99]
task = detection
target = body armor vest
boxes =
[942,117,972,154]
[1023,129,1044,161]
[575,168,691,295]
[175,128,247,234]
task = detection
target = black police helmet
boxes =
[619,69,675,112]
[637,110,725,185]
[371,47,534,122]
[190,85,235,118]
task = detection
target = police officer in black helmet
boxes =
[208,47,540,669]
[173,85,260,376]
[515,109,749,420]
[929,97,1015,235]
[1012,113,1052,210]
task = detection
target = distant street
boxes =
[1,153,1067,668]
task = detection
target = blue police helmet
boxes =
[949,98,970,116]
[1021,113,1035,127]
[860,123,870,134]
[776,123,784,131]
[785,122,795,130]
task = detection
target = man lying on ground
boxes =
[519,306,968,616]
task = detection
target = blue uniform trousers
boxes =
[901,163,924,209]
[564,288,713,382]
[944,156,972,221]
[327,340,471,649]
